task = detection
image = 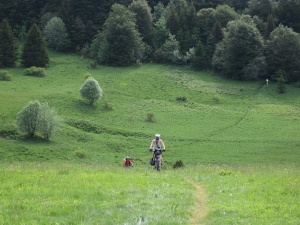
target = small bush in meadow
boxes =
[89,60,97,69]
[74,150,86,158]
[218,170,232,176]
[103,101,113,110]
[0,70,12,81]
[24,66,46,77]
[0,124,18,138]
[146,113,154,122]
[173,160,184,169]
[176,96,187,102]
[212,96,220,104]
[276,70,287,94]
[80,77,102,105]
[84,73,91,80]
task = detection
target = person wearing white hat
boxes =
[149,134,166,163]
[123,156,134,167]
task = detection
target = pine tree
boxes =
[266,14,275,38]
[95,3,145,66]
[128,0,153,46]
[0,19,18,67]
[165,0,197,52]
[212,20,224,44]
[21,24,49,68]
[70,16,86,51]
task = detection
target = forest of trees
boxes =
[1,0,300,83]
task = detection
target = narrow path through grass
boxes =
[185,179,209,225]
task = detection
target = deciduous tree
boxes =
[80,77,102,105]
[266,25,300,82]
[16,101,41,138]
[38,102,61,140]
[214,4,239,27]
[44,17,70,51]
[213,19,264,80]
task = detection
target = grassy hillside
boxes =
[0,51,299,166]
[0,52,299,224]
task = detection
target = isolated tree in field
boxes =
[265,25,300,82]
[44,17,70,51]
[16,100,60,139]
[16,100,41,138]
[128,0,153,46]
[80,77,102,105]
[0,19,18,67]
[91,4,144,66]
[21,24,49,67]
[213,19,264,80]
[37,102,60,140]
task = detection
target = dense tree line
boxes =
[1,0,300,83]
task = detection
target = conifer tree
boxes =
[165,0,197,52]
[0,19,18,67]
[92,4,144,66]
[266,14,275,38]
[212,20,224,44]
[21,24,49,68]
[70,16,86,51]
[128,0,153,46]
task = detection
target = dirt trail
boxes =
[186,179,209,225]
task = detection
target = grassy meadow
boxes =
[0,51,299,224]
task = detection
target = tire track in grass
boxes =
[185,179,209,225]
[208,82,265,138]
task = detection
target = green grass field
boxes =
[0,51,299,224]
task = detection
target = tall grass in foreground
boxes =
[1,163,299,225]
[184,164,300,225]
[0,163,194,225]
